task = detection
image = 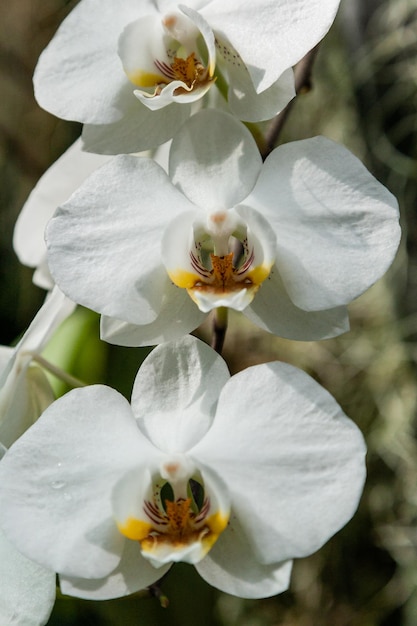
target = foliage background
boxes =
[0,0,416,624]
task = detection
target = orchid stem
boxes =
[211,307,228,354]
[29,353,87,389]
[262,44,320,160]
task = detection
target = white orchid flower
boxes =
[45,111,400,347]
[33,0,342,153]
[14,139,112,290]
[0,445,56,626]
[14,139,171,290]
[0,336,366,600]
[0,287,74,448]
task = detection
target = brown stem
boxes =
[262,44,320,160]
[211,307,228,355]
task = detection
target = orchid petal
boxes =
[46,156,196,324]
[0,363,55,449]
[0,288,74,446]
[228,66,296,122]
[60,540,168,600]
[0,386,159,578]
[244,264,350,340]
[100,280,205,348]
[202,0,340,92]
[14,139,110,280]
[246,136,401,311]
[214,34,295,121]
[82,94,191,154]
[192,361,366,564]
[169,110,262,210]
[0,527,55,626]
[132,336,230,453]
[195,514,293,599]
[34,0,157,124]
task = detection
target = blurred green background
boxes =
[0,0,416,624]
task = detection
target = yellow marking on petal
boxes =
[206,510,229,535]
[246,263,273,286]
[201,510,230,551]
[168,268,202,289]
[128,70,169,88]
[117,517,153,541]
[168,255,272,300]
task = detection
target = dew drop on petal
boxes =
[51,480,66,490]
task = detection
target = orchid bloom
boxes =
[33,0,342,153]
[0,336,366,600]
[0,445,56,626]
[14,139,171,290]
[0,287,74,448]
[14,140,111,290]
[45,111,400,347]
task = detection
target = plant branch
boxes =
[211,307,228,354]
[262,44,320,160]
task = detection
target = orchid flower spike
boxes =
[34,0,342,153]
[0,336,366,600]
[0,287,74,448]
[0,445,56,626]
[45,111,400,347]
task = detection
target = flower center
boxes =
[118,10,216,103]
[164,209,274,312]
[154,51,209,94]
[116,463,229,566]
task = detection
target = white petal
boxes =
[244,265,350,340]
[0,385,158,578]
[0,526,55,626]
[32,258,54,291]
[82,90,191,154]
[191,361,366,564]
[14,139,110,274]
[0,288,74,446]
[18,287,75,356]
[169,110,262,211]
[118,14,174,89]
[246,137,401,311]
[0,363,55,449]
[191,289,255,313]
[46,156,196,324]
[100,279,205,348]
[0,287,71,387]
[132,336,230,452]
[134,80,211,110]
[34,0,157,124]
[216,37,295,121]
[59,540,169,600]
[196,514,293,599]
[203,0,341,92]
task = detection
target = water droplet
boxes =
[51,480,66,490]
[63,492,72,502]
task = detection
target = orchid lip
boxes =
[163,209,275,313]
[116,459,230,567]
[119,8,216,106]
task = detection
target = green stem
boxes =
[28,353,87,389]
[211,307,228,355]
